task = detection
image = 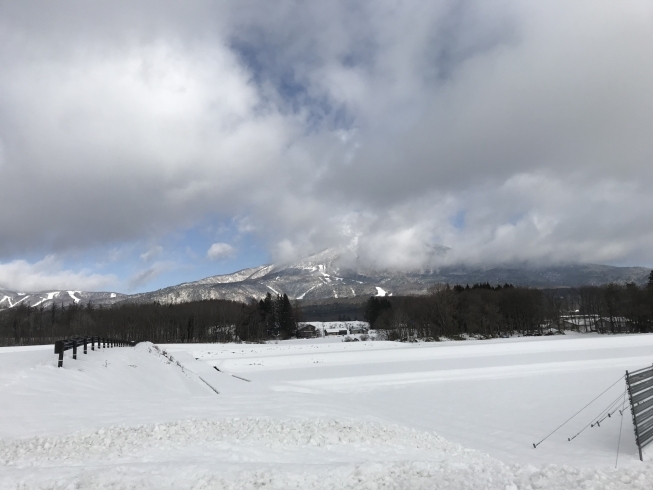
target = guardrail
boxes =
[54,337,135,367]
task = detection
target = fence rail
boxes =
[54,337,135,367]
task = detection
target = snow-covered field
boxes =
[2,333,653,488]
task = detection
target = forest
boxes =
[2,273,653,346]
[0,292,297,346]
[365,273,653,340]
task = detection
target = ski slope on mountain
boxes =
[1,248,650,309]
[2,334,653,488]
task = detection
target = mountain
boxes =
[0,248,650,310]
[0,288,127,310]
[114,248,653,305]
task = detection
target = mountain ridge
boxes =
[0,248,650,310]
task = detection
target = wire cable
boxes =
[568,389,627,442]
[595,393,628,426]
[615,391,626,468]
[592,389,628,427]
[533,374,625,448]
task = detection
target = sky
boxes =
[0,0,651,294]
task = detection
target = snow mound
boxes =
[1,418,652,488]
[0,418,458,465]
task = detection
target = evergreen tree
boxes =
[364,296,391,327]
[278,294,296,339]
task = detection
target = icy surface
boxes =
[2,334,653,488]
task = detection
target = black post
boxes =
[84,338,87,354]
[55,340,64,368]
[72,340,77,360]
[91,337,95,351]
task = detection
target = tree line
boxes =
[3,274,653,346]
[0,292,298,346]
[364,273,653,340]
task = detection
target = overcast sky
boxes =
[0,0,652,293]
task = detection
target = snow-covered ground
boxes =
[2,333,653,488]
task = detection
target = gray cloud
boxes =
[140,245,164,262]
[128,261,173,290]
[0,0,651,288]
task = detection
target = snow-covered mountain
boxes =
[0,288,127,310]
[124,248,650,305]
[1,248,650,309]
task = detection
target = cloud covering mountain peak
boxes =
[0,0,651,291]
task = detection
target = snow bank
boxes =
[0,418,457,465]
[1,418,652,489]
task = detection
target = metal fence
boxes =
[54,337,135,367]
[626,364,653,460]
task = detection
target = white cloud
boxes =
[140,245,164,261]
[207,243,237,260]
[0,256,117,292]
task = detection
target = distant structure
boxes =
[297,324,319,338]
[556,315,632,333]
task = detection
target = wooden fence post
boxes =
[55,340,64,368]
[54,337,132,368]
